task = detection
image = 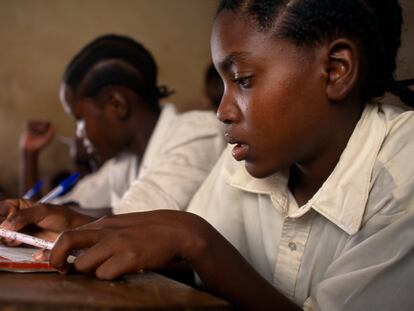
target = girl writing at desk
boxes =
[2,0,414,309]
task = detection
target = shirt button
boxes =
[288,242,297,251]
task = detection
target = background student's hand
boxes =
[0,199,94,244]
[20,121,55,154]
[48,210,210,279]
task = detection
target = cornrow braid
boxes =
[63,34,173,112]
[217,0,414,107]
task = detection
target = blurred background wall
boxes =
[0,0,412,196]
[0,0,219,196]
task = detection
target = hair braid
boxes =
[217,0,414,106]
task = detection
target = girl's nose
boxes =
[216,89,239,125]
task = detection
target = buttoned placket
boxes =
[272,208,314,300]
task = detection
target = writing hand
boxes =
[49,210,207,279]
[0,199,94,244]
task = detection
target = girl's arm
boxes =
[49,210,300,310]
[19,121,55,196]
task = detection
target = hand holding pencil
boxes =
[0,173,93,248]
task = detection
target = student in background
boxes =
[5,33,225,219]
[50,136,113,209]
[19,121,55,197]
[20,121,100,198]
[3,1,414,309]
[19,120,113,207]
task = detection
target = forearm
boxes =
[20,150,39,196]
[186,222,300,310]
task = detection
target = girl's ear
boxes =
[325,38,360,101]
[107,90,130,120]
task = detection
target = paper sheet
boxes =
[0,245,54,272]
[0,245,39,262]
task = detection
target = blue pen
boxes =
[22,180,44,200]
[38,172,81,203]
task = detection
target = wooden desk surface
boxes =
[0,271,231,310]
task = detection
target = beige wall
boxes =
[0,0,219,195]
[0,0,412,196]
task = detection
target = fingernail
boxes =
[33,252,44,261]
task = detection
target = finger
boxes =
[72,240,113,274]
[0,199,31,220]
[94,252,142,280]
[0,200,15,218]
[2,204,48,232]
[1,237,23,247]
[49,229,100,269]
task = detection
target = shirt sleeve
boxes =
[305,171,414,311]
[113,113,225,214]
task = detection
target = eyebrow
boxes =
[218,51,253,72]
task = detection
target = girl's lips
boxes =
[231,143,249,161]
[225,133,250,161]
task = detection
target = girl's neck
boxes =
[129,109,160,159]
[288,102,363,206]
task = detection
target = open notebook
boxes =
[0,245,55,272]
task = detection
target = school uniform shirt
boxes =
[111,103,226,214]
[55,103,225,212]
[187,102,414,310]
[52,159,113,208]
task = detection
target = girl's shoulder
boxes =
[373,101,414,186]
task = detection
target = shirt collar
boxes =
[226,103,386,235]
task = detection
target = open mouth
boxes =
[225,133,249,161]
[231,143,249,161]
[224,132,250,161]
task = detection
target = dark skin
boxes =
[60,76,159,213]
[0,73,160,237]
[212,12,362,205]
[61,82,159,164]
[0,10,366,310]
[19,121,55,196]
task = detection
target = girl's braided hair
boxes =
[217,0,414,106]
[63,34,173,112]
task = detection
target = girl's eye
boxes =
[232,76,253,89]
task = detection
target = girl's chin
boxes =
[244,162,275,179]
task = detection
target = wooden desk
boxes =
[0,271,231,310]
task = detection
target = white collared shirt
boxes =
[52,159,113,208]
[187,102,414,310]
[112,103,226,213]
[56,104,225,213]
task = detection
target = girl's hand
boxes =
[49,210,207,279]
[0,199,94,244]
[48,210,297,310]
[20,121,55,154]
